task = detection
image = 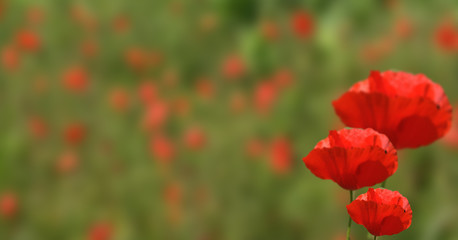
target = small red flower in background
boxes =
[222,54,245,80]
[81,39,98,58]
[56,150,78,174]
[254,80,277,114]
[270,137,293,175]
[303,128,398,190]
[0,192,18,219]
[138,81,157,105]
[291,10,314,39]
[64,123,86,146]
[63,66,89,92]
[443,104,458,148]
[184,126,206,150]
[393,17,414,39]
[113,15,130,33]
[347,188,412,236]
[333,70,452,149]
[229,91,246,114]
[272,68,294,89]
[434,19,458,52]
[195,77,215,100]
[125,47,148,71]
[16,29,41,52]
[28,116,47,139]
[261,20,279,41]
[109,87,130,112]
[142,100,169,131]
[1,45,20,71]
[150,135,175,164]
[88,222,112,240]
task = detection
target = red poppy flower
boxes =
[138,81,157,105]
[291,10,314,39]
[303,128,398,190]
[63,66,89,92]
[333,70,452,149]
[108,87,129,112]
[64,123,86,146]
[222,54,245,80]
[0,192,17,219]
[195,77,214,100]
[16,29,41,52]
[125,47,148,71]
[270,137,293,175]
[184,126,206,150]
[272,68,294,89]
[88,222,112,240]
[28,116,47,139]
[1,45,20,71]
[163,182,183,225]
[347,188,412,236]
[229,91,246,114]
[261,20,279,41]
[254,80,277,114]
[57,150,78,174]
[113,15,130,33]
[150,135,175,164]
[81,39,98,58]
[142,100,169,131]
[434,19,458,52]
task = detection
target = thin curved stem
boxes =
[346,190,354,240]
[381,180,387,188]
[374,235,377,240]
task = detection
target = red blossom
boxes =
[333,70,452,149]
[184,127,206,150]
[16,29,41,52]
[291,10,314,39]
[64,123,86,146]
[150,135,175,164]
[88,222,112,240]
[63,66,89,92]
[270,137,293,175]
[222,54,245,80]
[0,192,18,219]
[347,188,412,236]
[109,87,129,112]
[303,128,398,190]
[1,45,20,71]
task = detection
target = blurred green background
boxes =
[0,0,457,239]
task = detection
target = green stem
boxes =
[381,180,387,188]
[374,235,377,240]
[346,190,353,240]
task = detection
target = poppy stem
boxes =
[381,180,387,188]
[373,235,377,240]
[346,190,353,240]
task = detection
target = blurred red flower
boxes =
[109,87,129,112]
[16,29,41,52]
[347,188,412,236]
[303,128,398,190]
[163,182,183,225]
[184,126,206,150]
[125,47,148,71]
[291,10,314,39]
[64,123,86,146]
[0,192,17,219]
[333,70,452,149]
[434,19,458,52]
[393,17,414,39]
[150,135,175,164]
[138,81,158,105]
[143,100,169,131]
[113,15,130,33]
[229,91,246,113]
[272,68,294,89]
[261,20,279,41]
[28,116,48,139]
[88,222,112,240]
[254,81,277,114]
[195,77,214,100]
[63,66,89,92]
[222,54,245,80]
[57,150,78,174]
[270,137,293,175]
[1,45,20,71]
[81,39,98,58]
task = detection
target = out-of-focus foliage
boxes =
[0,0,457,239]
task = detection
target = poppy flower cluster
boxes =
[303,70,451,238]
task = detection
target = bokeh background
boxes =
[0,0,457,239]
